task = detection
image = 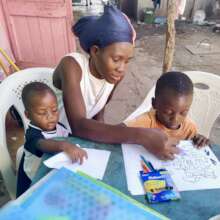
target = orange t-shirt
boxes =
[125,110,197,140]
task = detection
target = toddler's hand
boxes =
[192,134,209,148]
[62,142,88,164]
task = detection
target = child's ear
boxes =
[152,97,156,109]
[24,110,30,120]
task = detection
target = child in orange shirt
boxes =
[125,71,209,147]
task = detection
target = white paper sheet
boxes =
[44,148,111,180]
[122,140,220,195]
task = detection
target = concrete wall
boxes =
[156,0,217,18]
[120,0,217,21]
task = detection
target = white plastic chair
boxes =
[209,215,220,220]
[125,86,155,122]
[0,67,57,199]
[125,71,220,138]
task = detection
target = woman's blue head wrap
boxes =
[73,5,136,53]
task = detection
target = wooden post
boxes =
[162,0,176,73]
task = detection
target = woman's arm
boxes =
[53,57,179,159]
[54,57,138,143]
[92,108,105,122]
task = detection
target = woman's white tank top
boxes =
[58,52,114,131]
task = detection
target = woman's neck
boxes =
[89,58,104,80]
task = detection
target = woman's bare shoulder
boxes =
[53,56,82,89]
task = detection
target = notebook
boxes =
[0,168,168,220]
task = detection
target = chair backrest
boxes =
[0,67,57,199]
[124,87,155,122]
[125,71,220,138]
[184,71,220,137]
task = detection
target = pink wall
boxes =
[1,0,75,69]
[0,2,15,70]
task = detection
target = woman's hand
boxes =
[138,128,180,160]
[192,134,210,148]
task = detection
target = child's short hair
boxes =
[155,72,193,97]
[22,82,56,111]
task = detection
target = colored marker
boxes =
[140,155,156,171]
[141,161,148,173]
[140,155,152,171]
[147,161,155,172]
[141,160,150,173]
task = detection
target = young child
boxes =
[125,71,209,149]
[17,82,87,197]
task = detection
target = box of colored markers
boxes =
[140,156,181,203]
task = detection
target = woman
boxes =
[53,5,179,160]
